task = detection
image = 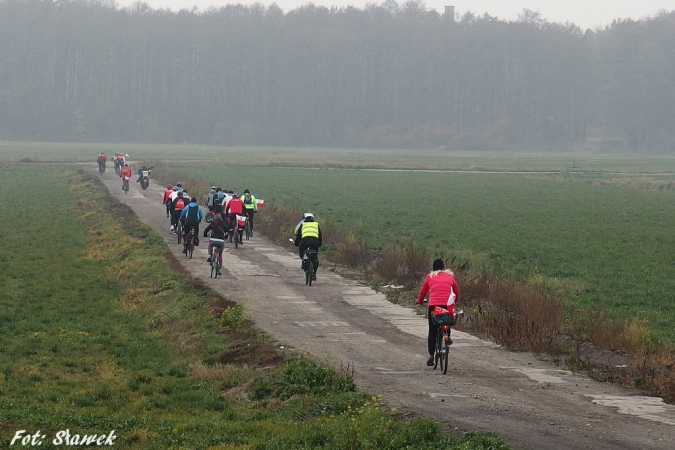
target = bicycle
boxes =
[183,228,195,259]
[227,219,236,248]
[301,248,318,286]
[244,216,252,241]
[209,239,224,278]
[430,307,463,375]
[235,215,246,246]
[122,176,130,195]
[176,218,183,244]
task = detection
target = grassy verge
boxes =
[0,165,509,449]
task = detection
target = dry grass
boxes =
[375,244,429,285]
[458,272,566,353]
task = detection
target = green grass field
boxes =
[176,164,675,343]
[0,165,508,449]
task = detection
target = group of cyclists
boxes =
[99,157,454,365]
[96,152,131,180]
[162,184,263,274]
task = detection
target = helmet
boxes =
[167,184,172,189]
[232,193,239,198]
[177,191,183,196]
[177,183,182,187]
[244,189,250,194]
[211,186,216,190]
[303,212,314,219]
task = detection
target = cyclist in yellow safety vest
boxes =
[294,213,322,277]
[242,189,258,235]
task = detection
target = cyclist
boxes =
[180,196,203,252]
[119,163,132,190]
[203,213,228,272]
[170,190,187,232]
[97,153,106,172]
[294,213,322,280]
[114,153,126,172]
[416,258,460,366]
[213,187,225,214]
[163,185,173,218]
[242,189,258,235]
[206,186,217,212]
[225,192,245,243]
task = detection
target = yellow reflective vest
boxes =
[301,221,319,238]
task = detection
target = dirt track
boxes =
[98,168,675,450]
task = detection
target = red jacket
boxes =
[416,271,459,312]
[119,166,132,177]
[226,198,243,215]
[163,189,173,204]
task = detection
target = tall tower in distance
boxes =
[444,5,455,21]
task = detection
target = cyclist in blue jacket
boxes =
[180,197,203,251]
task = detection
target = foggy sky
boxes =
[117,0,673,30]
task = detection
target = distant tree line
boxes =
[0,0,674,152]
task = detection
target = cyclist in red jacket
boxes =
[163,184,173,218]
[225,193,245,243]
[119,163,132,190]
[417,258,460,366]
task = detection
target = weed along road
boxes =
[97,169,675,450]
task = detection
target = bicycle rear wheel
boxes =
[177,223,182,244]
[188,243,193,259]
[245,220,251,240]
[441,332,449,374]
[306,268,312,285]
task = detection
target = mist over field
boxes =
[0,0,674,152]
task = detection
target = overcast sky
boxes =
[118,0,674,30]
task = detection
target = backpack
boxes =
[175,198,185,209]
[244,193,252,205]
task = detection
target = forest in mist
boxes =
[1,0,674,152]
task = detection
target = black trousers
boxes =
[298,239,320,271]
[427,306,439,356]
[245,209,255,231]
[171,209,183,228]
